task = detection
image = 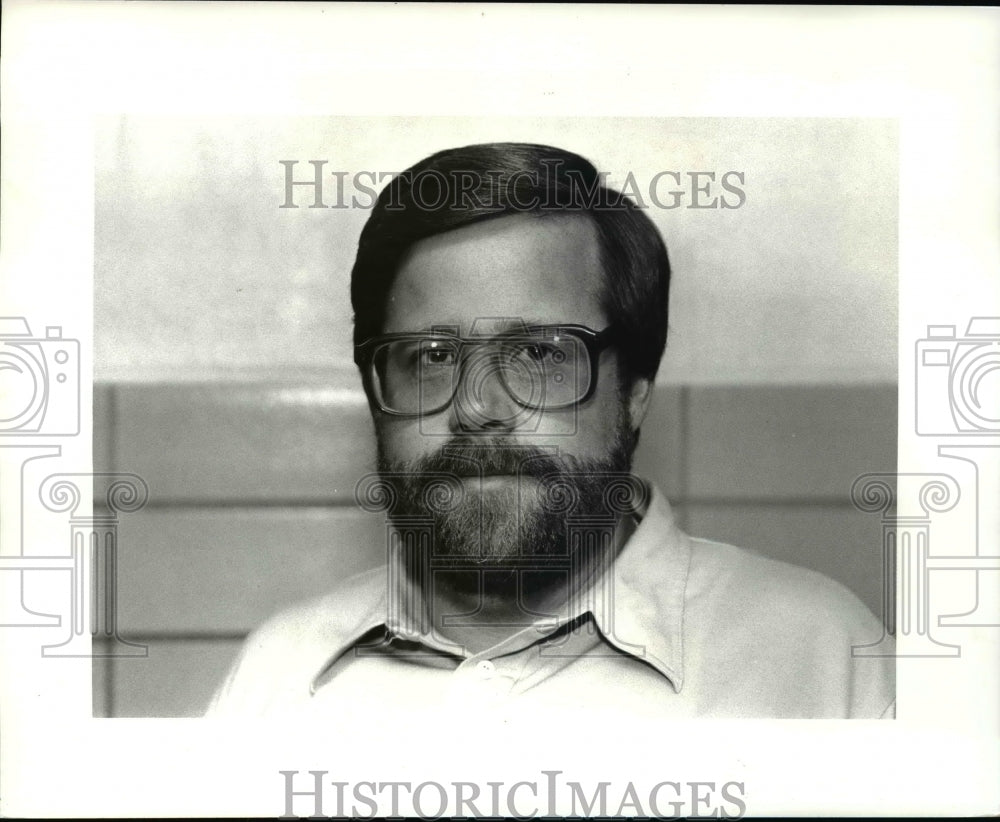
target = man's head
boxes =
[350,143,671,565]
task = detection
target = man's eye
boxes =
[419,347,456,366]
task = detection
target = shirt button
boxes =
[476,660,496,679]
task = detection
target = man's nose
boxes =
[451,350,528,433]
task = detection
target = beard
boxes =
[374,411,640,570]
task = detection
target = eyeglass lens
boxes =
[372,333,590,414]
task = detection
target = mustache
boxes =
[391,437,569,480]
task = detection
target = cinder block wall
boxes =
[93,375,897,717]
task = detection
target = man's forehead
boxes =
[383,212,605,335]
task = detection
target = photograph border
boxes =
[1,3,997,818]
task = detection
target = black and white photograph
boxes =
[93,117,898,724]
[1,4,997,819]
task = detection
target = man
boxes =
[208,143,894,719]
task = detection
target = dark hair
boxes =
[350,142,670,384]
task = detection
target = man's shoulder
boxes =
[206,565,387,715]
[681,536,894,718]
[684,535,883,640]
[247,564,387,652]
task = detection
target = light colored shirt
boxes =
[207,485,895,719]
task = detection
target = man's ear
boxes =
[627,375,654,435]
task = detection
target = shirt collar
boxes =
[587,485,690,691]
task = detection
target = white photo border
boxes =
[1,3,997,817]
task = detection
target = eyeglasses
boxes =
[354,324,618,416]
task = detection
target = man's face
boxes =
[372,212,647,564]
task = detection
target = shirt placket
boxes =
[445,614,601,703]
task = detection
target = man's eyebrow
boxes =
[418,320,552,335]
[487,319,548,334]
